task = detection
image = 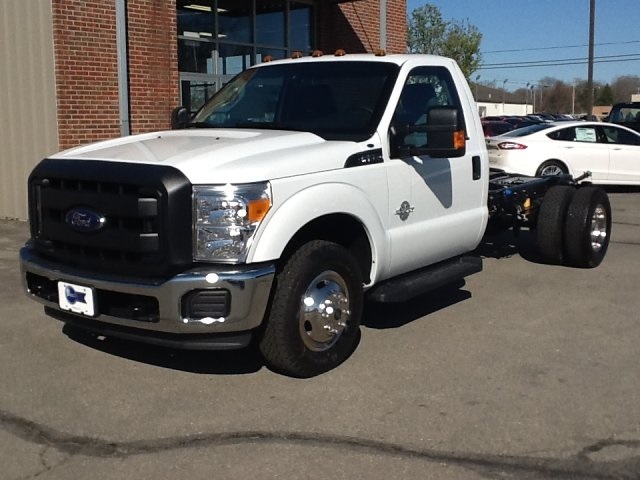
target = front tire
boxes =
[536,160,567,177]
[259,240,363,377]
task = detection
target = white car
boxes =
[486,121,640,185]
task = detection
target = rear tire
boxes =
[259,240,363,377]
[564,187,611,268]
[536,160,567,177]
[536,186,575,264]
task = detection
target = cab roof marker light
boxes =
[334,49,346,56]
[291,51,303,59]
[312,50,323,57]
[375,49,386,56]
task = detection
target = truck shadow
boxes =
[62,324,264,375]
[363,281,471,329]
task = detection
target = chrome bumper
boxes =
[20,245,275,340]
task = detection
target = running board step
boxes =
[366,256,482,303]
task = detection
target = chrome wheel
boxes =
[299,271,351,352]
[589,204,608,252]
[539,164,564,176]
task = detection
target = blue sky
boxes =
[406,0,640,90]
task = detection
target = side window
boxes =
[548,127,576,141]
[391,66,462,150]
[574,127,598,143]
[602,126,640,146]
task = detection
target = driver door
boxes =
[386,66,487,278]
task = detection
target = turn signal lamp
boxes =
[454,130,466,149]
[247,197,272,223]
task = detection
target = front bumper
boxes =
[20,244,275,349]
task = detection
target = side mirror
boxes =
[391,106,466,159]
[170,106,191,130]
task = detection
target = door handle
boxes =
[472,156,481,180]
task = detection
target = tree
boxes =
[595,84,613,106]
[407,4,482,80]
[611,75,640,103]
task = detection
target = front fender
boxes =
[247,182,390,284]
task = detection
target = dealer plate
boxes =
[58,281,96,317]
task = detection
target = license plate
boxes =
[58,281,96,317]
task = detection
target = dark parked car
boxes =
[606,102,640,133]
[481,120,513,137]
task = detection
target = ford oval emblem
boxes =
[65,207,107,232]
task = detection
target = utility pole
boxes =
[586,0,595,119]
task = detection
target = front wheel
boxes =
[536,160,567,177]
[259,240,363,377]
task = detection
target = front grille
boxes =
[28,159,193,278]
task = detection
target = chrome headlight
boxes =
[193,182,272,263]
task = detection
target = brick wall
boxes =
[318,0,406,55]
[127,0,179,135]
[53,0,178,150]
[53,0,121,149]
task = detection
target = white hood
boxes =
[51,129,365,184]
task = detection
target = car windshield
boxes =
[190,61,400,142]
[499,123,554,137]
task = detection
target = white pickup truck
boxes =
[20,52,612,377]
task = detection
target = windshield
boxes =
[191,61,400,142]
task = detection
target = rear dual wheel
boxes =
[536,186,611,268]
[564,187,611,268]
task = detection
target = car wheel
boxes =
[536,160,567,177]
[259,240,363,377]
[564,187,611,268]
[536,186,575,264]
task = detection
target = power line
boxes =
[478,53,640,70]
[483,39,640,55]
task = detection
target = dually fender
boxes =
[248,183,390,284]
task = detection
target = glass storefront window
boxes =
[181,80,218,113]
[177,0,215,39]
[179,39,218,73]
[256,1,285,47]
[290,2,312,53]
[217,44,252,76]
[218,0,253,44]
[178,1,316,107]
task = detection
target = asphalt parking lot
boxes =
[1,189,639,480]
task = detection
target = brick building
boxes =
[1,0,406,219]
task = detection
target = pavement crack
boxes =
[2,409,640,479]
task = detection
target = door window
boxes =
[392,67,463,151]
